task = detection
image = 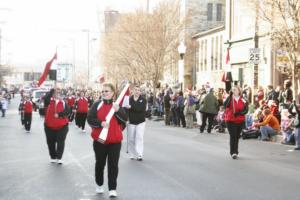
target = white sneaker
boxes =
[26,130,30,133]
[82,129,86,133]
[95,185,104,194]
[108,190,118,198]
[231,154,238,159]
[129,155,136,160]
[50,159,57,163]
[57,160,63,164]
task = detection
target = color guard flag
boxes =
[37,53,57,87]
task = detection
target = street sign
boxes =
[249,48,261,64]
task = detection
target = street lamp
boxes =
[178,42,186,91]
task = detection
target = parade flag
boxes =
[97,74,105,83]
[225,48,230,65]
[37,53,57,87]
[98,83,130,143]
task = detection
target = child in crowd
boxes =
[215,106,225,133]
[280,109,294,145]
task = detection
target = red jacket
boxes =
[45,99,69,130]
[23,101,33,113]
[76,97,89,113]
[90,101,126,144]
[67,96,75,107]
[224,96,248,123]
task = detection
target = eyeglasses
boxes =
[102,90,111,93]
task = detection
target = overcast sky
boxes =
[0,0,161,72]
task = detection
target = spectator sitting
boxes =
[254,108,280,141]
[280,109,294,145]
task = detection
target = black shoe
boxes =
[137,156,143,161]
[294,147,300,150]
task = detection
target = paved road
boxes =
[0,96,300,200]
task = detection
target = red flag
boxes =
[97,74,105,83]
[225,48,230,65]
[221,72,226,82]
[37,53,57,87]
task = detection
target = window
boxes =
[216,4,223,21]
[211,37,214,70]
[207,3,213,21]
[220,35,223,70]
[215,36,218,70]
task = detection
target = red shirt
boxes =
[23,101,33,113]
[45,99,69,130]
[76,97,89,113]
[91,103,123,144]
[67,96,75,107]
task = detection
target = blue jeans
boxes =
[295,128,300,148]
[260,126,277,140]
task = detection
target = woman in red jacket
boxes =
[224,85,248,159]
[44,88,70,164]
[74,92,89,132]
[23,95,33,133]
[87,83,127,198]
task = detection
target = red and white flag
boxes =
[97,74,105,83]
[98,83,130,143]
[225,48,230,65]
[37,53,57,87]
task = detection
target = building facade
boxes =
[193,26,225,89]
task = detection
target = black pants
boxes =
[176,108,186,127]
[226,122,243,155]
[76,112,87,130]
[200,112,215,133]
[24,113,32,131]
[93,141,121,190]
[45,125,68,159]
[165,109,171,125]
[69,110,75,122]
[21,112,25,125]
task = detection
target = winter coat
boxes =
[199,91,218,115]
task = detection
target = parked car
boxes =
[32,90,48,111]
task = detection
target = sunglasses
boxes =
[102,90,111,93]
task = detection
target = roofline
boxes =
[192,25,225,39]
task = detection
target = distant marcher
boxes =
[23,96,33,133]
[74,92,89,132]
[44,88,70,164]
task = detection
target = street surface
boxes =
[0,96,300,200]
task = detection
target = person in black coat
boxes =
[126,85,147,161]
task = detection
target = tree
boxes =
[101,0,185,95]
[254,0,300,97]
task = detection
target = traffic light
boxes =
[49,70,57,80]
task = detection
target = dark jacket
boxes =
[288,101,300,128]
[128,95,147,125]
[164,94,171,110]
[199,91,218,115]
